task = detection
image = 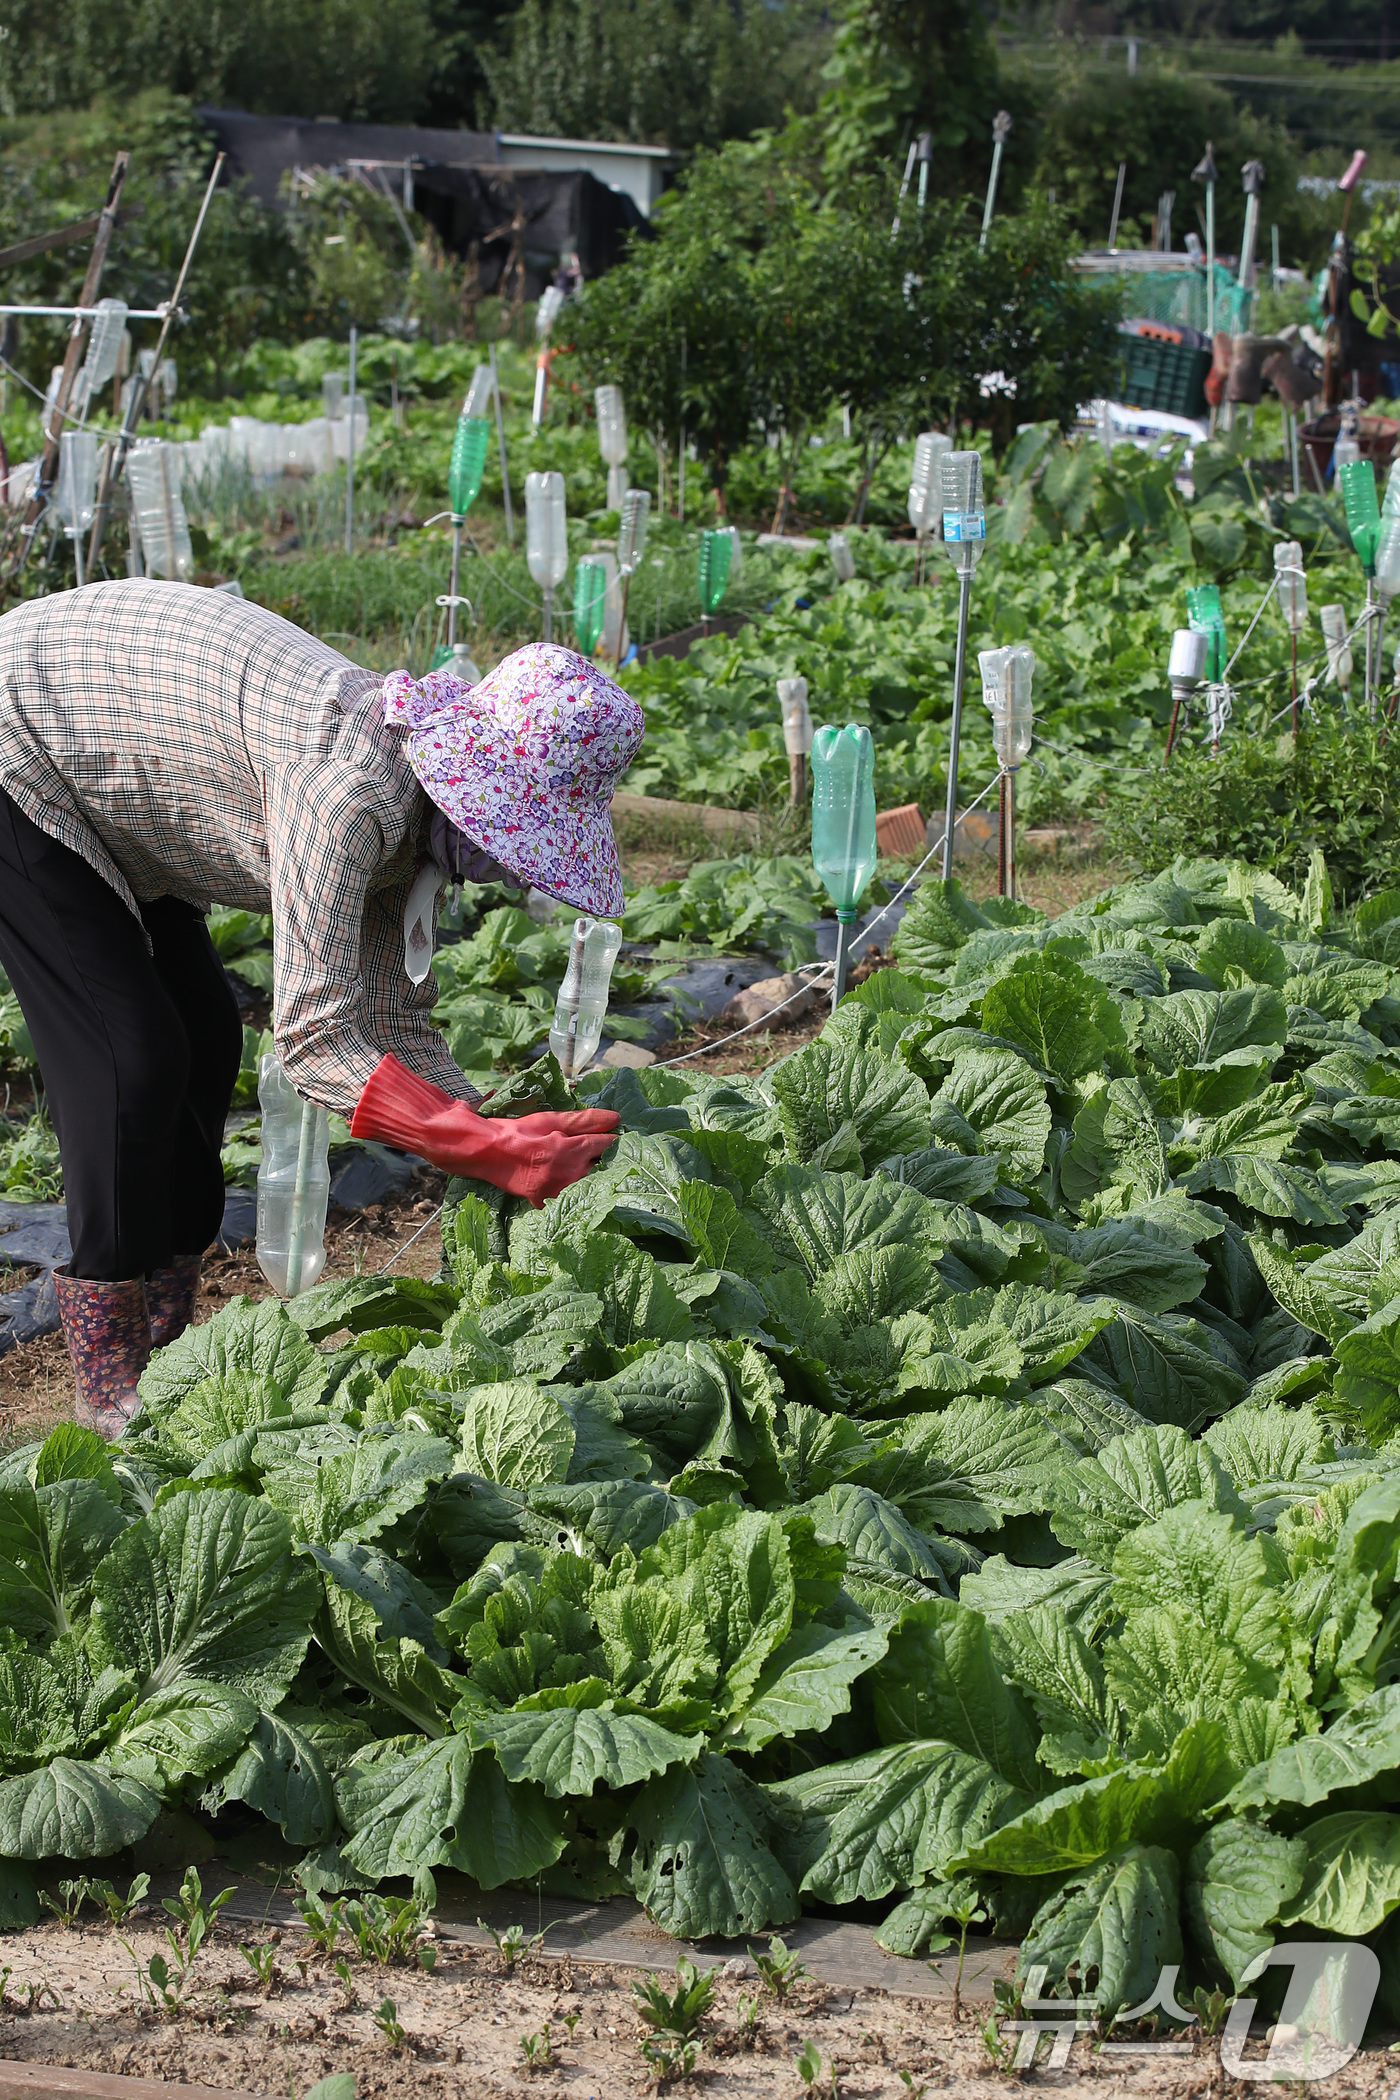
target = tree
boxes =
[819,0,1004,188]
[479,0,828,151]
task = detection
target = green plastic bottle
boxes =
[698,528,732,616]
[1185,583,1228,682]
[811,723,877,916]
[1340,456,1380,575]
[448,415,491,520]
[573,555,608,655]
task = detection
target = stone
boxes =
[599,1042,656,1068]
[720,971,815,1030]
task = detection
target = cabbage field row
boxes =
[4,851,1400,2012]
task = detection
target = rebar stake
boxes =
[941,567,974,882]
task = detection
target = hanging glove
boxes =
[351,1054,620,1206]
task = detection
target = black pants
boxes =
[0,790,243,1281]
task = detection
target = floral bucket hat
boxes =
[381,644,643,917]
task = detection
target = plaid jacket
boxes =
[0,578,474,1113]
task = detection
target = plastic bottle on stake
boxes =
[449,416,490,519]
[1185,583,1228,682]
[698,528,732,619]
[595,384,629,512]
[778,675,813,805]
[1320,603,1353,698]
[811,722,877,1008]
[1340,457,1381,710]
[938,450,986,881]
[828,532,856,584]
[573,555,608,655]
[54,429,98,587]
[1164,628,1209,762]
[256,1054,330,1298]
[908,431,951,583]
[525,470,568,642]
[979,645,1035,897]
[549,918,623,1081]
[1274,538,1308,730]
[612,489,651,665]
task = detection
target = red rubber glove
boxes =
[351,1054,620,1206]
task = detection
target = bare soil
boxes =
[0,1914,1394,2100]
[0,1174,447,1451]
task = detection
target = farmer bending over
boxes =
[0,581,636,1434]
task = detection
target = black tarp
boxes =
[196,107,499,208]
[410,164,647,295]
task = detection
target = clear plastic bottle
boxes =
[908,431,951,536]
[828,532,856,583]
[1384,458,1400,519]
[1377,515,1400,601]
[1320,603,1353,692]
[811,723,877,914]
[448,415,490,518]
[321,372,346,423]
[1332,412,1361,474]
[1273,540,1308,631]
[721,524,743,582]
[126,441,195,581]
[978,645,1036,767]
[463,365,495,419]
[595,385,628,467]
[525,471,568,590]
[54,430,98,537]
[74,298,128,414]
[256,1054,330,1298]
[939,449,985,570]
[549,918,623,1079]
[617,488,651,576]
[778,675,813,756]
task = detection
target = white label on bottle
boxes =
[403,862,441,984]
[942,511,986,542]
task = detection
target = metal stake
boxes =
[344,325,357,555]
[447,521,463,649]
[997,772,1010,896]
[941,566,974,882]
[980,114,1012,248]
[489,340,514,545]
[1367,581,1376,717]
[543,585,553,645]
[831,913,856,1012]
[1108,161,1127,251]
[560,918,588,1083]
[284,1097,320,1299]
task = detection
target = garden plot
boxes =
[2,852,1400,2030]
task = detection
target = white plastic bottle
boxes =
[549,918,623,1079]
[256,1054,330,1297]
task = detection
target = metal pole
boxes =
[831,914,855,1012]
[1291,630,1298,736]
[941,566,974,882]
[1108,162,1127,251]
[345,325,357,556]
[1206,182,1216,338]
[447,521,462,650]
[71,532,84,590]
[1007,771,1016,901]
[994,776,1007,898]
[543,584,553,645]
[616,573,631,668]
[488,340,514,545]
[980,115,1012,249]
[87,151,225,571]
[891,137,918,236]
[17,151,129,573]
[284,1097,319,1299]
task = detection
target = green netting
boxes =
[1114,264,1248,338]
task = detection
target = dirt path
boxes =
[1,1912,1395,2100]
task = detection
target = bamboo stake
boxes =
[15,152,128,573]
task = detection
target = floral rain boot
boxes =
[52,1268,150,1442]
[147,1255,202,1351]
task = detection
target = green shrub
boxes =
[1101,719,1400,902]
